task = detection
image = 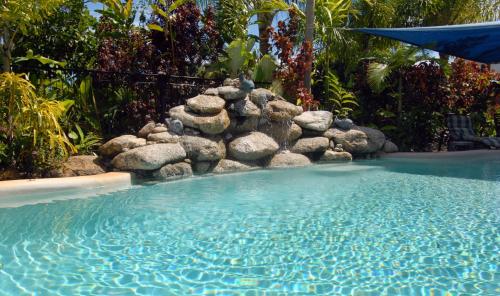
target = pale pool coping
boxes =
[380,149,500,160]
[0,172,134,208]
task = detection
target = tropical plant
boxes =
[0,72,75,172]
[68,124,102,155]
[323,72,358,118]
[366,46,422,119]
[11,0,97,69]
[0,0,65,72]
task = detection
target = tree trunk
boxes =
[1,29,12,72]
[304,0,315,91]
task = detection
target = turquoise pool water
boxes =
[0,157,499,295]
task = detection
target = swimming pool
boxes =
[0,156,499,295]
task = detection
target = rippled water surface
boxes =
[0,157,499,295]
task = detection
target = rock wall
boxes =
[99,81,398,181]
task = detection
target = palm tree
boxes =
[303,0,315,90]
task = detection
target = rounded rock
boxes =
[228,132,280,161]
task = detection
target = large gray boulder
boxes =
[229,97,261,117]
[153,162,193,181]
[169,105,230,135]
[147,132,180,143]
[228,132,279,161]
[217,86,246,100]
[354,126,386,153]
[186,95,226,115]
[293,111,333,132]
[291,137,329,154]
[259,121,302,145]
[180,135,226,161]
[319,150,353,162]
[137,122,156,138]
[383,140,399,153]
[111,143,186,171]
[263,100,302,122]
[212,159,258,174]
[330,128,369,154]
[250,88,274,107]
[268,152,311,168]
[99,135,146,158]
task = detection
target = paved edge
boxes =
[0,172,134,201]
[380,149,500,160]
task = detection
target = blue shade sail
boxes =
[354,22,500,64]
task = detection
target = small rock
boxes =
[330,128,369,154]
[293,111,333,132]
[137,122,156,138]
[268,152,311,168]
[217,86,247,100]
[166,118,184,135]
[99,135,146,158]
[153,162,193,181]
[319,150,353,162]
[151,126,168,133]
[223,78,240,87]
[291,137,330,154]
[333,117,354,130]
[147,132,179,143]
[264,100,303,122]
[111,143,186,171]
[204,88,219,96]
[383,140,399,153]
[212,159,258,174]
[228,132,280,161]
[250,88,274,107]
[187,94,226,115]
[230,97,261,117]
[169,105,230,135]
[193,161,213,174]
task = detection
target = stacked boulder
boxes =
[98,80,398,180]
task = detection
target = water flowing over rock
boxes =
[180,135,226,161]
[267,152,311,168]
[330,128,369,154]
[291,137,330,154]
[169,105,230,135]
[259,121,302,145]
[354,126,386,153]
[111,143,186,171]
[293,111,333,132]
[137,122,155,138]
[250,88,274,107]
[147,132,180,143]
[217,86,246,100]
[264,100,303,122]
[229,97,261,117]
[153,162,193,181]
[227,116,260,134]
[187,95,226,115]
[228,132,279,161]
[99,135,147,158]
[213,159,258,174]
[383,140,399,153]
[319,150,353,162]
